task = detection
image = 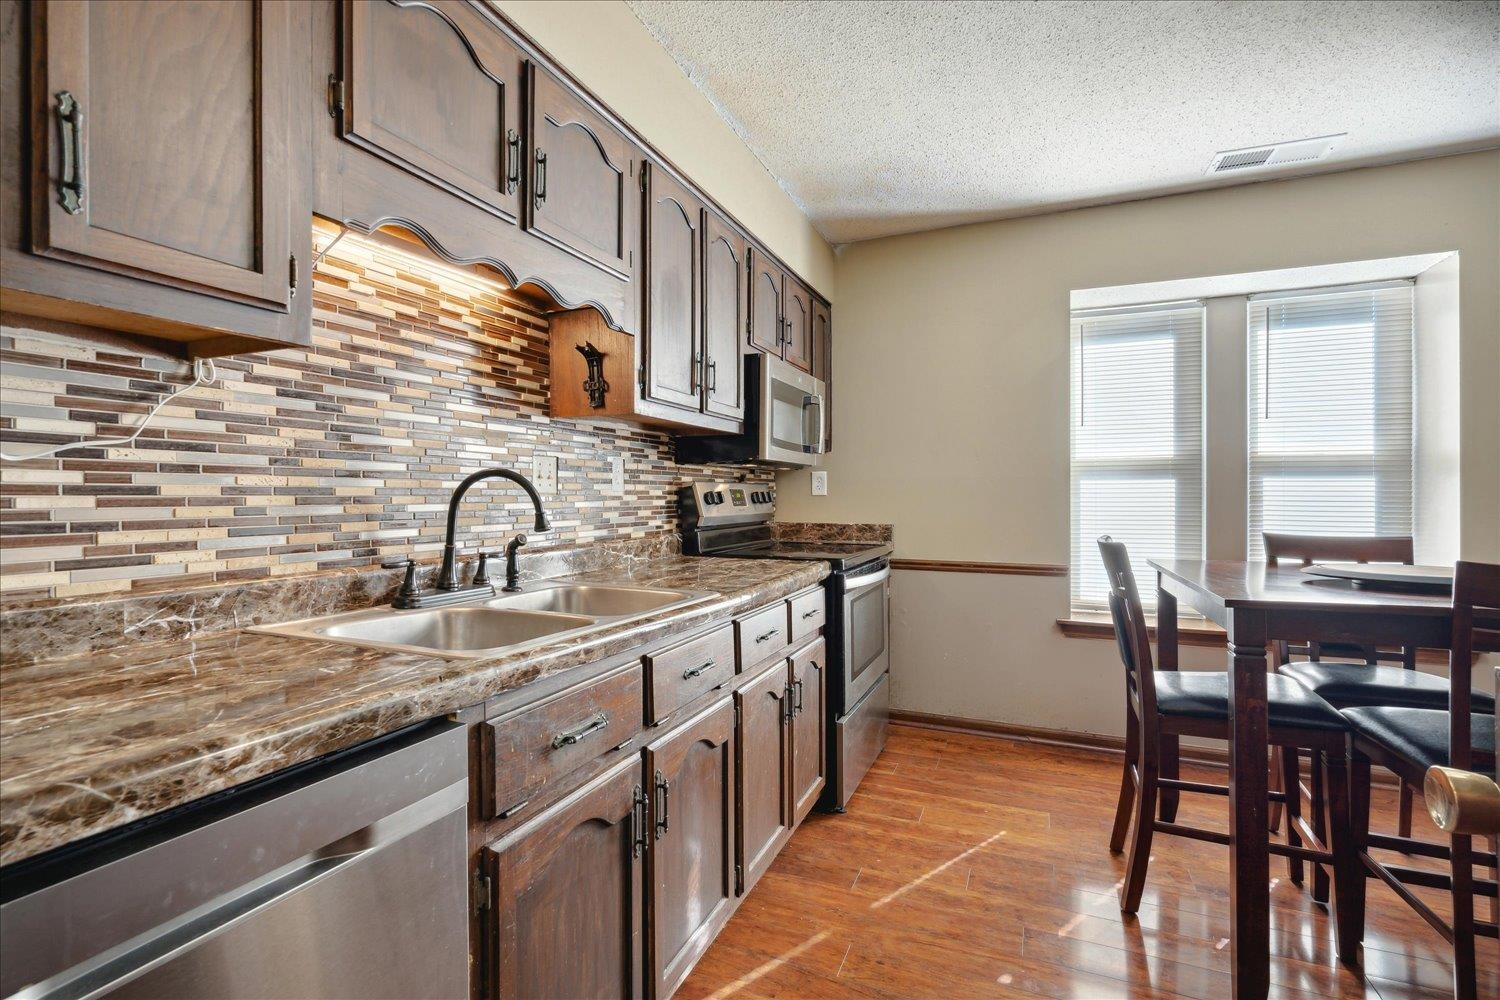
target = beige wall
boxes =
[780,151,1500,735]
[493,0,835,296]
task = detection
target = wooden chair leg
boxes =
[1325,747,1360,965]
[1345,748,1371,951]
[1309,748,1330,905]
[1268,745,1285,833]
[1280,745,1304,886]
[1451,832,1477,1000]
[1120,751,1159,914]
[1159,734,1180,823]
[1109,705,1139,855]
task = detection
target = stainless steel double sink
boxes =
[252,581,716,659]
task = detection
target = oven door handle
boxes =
[842,565,890,591]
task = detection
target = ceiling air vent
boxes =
[1206,134,1344,175]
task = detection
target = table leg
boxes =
[1227,608,1270,1000]
[1157,580,1180,823]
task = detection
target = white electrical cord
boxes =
[0,358,218,462]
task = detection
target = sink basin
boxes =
[252,579,716,659]
[320,607,595,653]
[486,584,693,618]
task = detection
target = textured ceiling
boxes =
[626,1,1500,244]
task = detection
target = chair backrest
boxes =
[1263,532,1416,666]
[1449,561,1500,770]
[1098,536,1157,716]
[1262,532,1414,567]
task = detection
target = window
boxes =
[1247,284,1414,558]
[1070,303,1204,611]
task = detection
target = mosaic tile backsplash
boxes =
[0,230,770,606]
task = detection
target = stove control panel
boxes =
[679,481,775,529]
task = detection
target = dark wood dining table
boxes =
[1147,558,1467,1000]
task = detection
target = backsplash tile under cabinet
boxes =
[0,229,768,605]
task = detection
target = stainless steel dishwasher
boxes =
[1,721,470,999]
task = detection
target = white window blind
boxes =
[1246,283,1414,559]
[1070,303,1204,612]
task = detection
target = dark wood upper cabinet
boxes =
[734,659,791,896]
[484,755,645,1000]
[526,63,638,280]
[701,210,747,421]
[791,639,827,824]
[341,0,523,224]
[645,699,736,999]
[811,297,832,450]
[2,0,312,354]
[747,248,784,356]
[781,277,812,372]
[641,161,702,412]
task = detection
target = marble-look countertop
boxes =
[0,556,827,868]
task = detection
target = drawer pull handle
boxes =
[801,609,820,620]
[551,711,608,749]
[654,770,671,837]
[54,91,84,215]
[755,628,780,644]
[683,659,716,680]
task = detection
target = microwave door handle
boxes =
[812,393,827,454]
[801,394,825,454]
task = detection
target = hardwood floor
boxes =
[679,724,1498,999]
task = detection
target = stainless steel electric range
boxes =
[678,482,892,811]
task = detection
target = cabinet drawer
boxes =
[481,664,643,818]
[736,602,790,672]
[644,622,736,725]
[788,588,826,644]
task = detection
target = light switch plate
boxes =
[607,456,625,496]
[532,455,558,495]
[811,471,828,496]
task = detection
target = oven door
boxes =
[841,560,890,708]
[757,354,826,468]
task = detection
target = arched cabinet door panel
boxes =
[483,756,645,1000]
[781,277,813,373]
[641,162,702,412]
[30,0,295,311]
[791,639,827,823]
[747,248,784,355]
[735,659,791,896]
[702,211,747,421]
[526,63,639,280]
[341,0,524,223]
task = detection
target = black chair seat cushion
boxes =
[1154,671,1346,731]
[1280,660,1496,713]
[1343,706,1497,779]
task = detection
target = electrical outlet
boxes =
[811,471,828,496]
[532,455,558,495]
[607,456,625,496]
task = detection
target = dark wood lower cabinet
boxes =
[734,658,791,896]
[646,699,736,999]
[483,755,645,1000]
[791,639,827,824]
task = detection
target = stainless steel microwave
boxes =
[675,354,827,469]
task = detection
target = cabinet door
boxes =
[485,756,644,1000]
[701,210,747,421]
[641,162,702,411]
[790,639,827,824]
[781,277,813,372]
[645,699,736,998]
[734,659,790,895]
[526,63,638,279]
[31,0,294,309]
[747,248,783,355]
[342,0,523,223]
[811,298,832,451]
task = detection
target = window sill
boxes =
[1056,614,1228,648]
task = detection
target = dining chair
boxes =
[1098,537,1357,935]
[1338,560,1500,1000]
[1265,533,1496,901]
